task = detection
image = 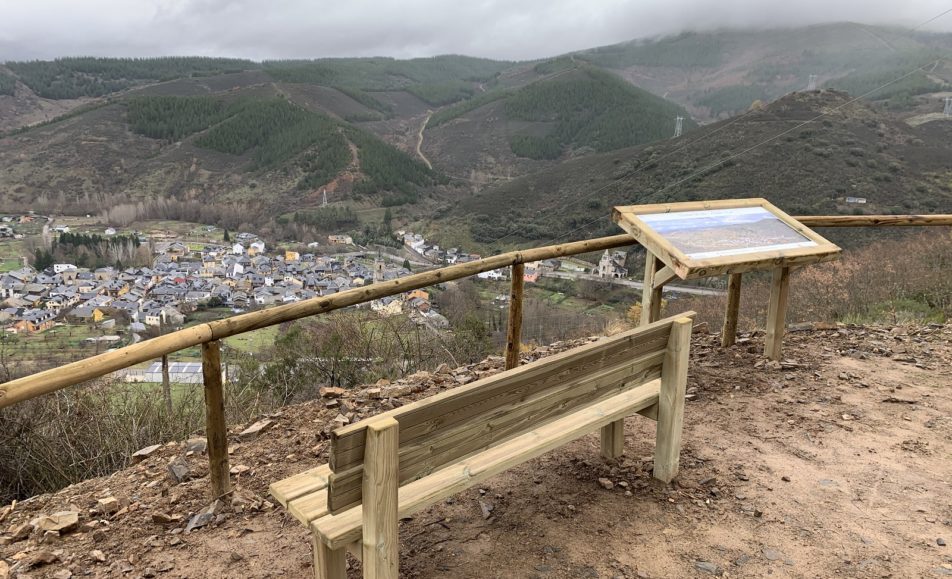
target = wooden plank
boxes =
[505,263,525,370]
[270,464,332,508]
[600,419,624,460]
[721,273,743,348]
[289,489,329,525]
[327,351,666,512]
[765,266,791,361]
[362,418,399,579]
[314,380,663,549]
[638,403,658,421]
[653,317,692,483]
[313,534,346,579]
[796,214,952,227]
[330,318,676,463]
[640,254,664,325]
[652,265,679,289]
[202,340,231,499]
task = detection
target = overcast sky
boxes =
[2,0,951,62]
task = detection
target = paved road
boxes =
[542,271,726,296]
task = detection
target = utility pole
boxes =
[673,116,683,138]
[807,75,818,91]
[944,97,952,117]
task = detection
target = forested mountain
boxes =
[576,24,952,119]
[4,57,255,99]
[447,90,952,248]
[1,23,950,246]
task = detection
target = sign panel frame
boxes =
[612,198,841,280]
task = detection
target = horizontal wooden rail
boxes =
[1,213,949,408]
[797,215,952,227]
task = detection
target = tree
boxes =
[223,228,230,242]
[383,208,393,235]
[402,258,411,271]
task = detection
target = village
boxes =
[0,214,635,354]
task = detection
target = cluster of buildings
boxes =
[399,231,483,265]
[0,232,445,336]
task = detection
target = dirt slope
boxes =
[2,323,950,578]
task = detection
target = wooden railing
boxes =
[1,214,949,498]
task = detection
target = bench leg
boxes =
[600,420,624,459]
[313,535,346,579]
[363,417,400,579]
[654,317,692,483]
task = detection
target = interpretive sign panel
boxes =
[613,199,840,279]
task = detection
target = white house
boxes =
[477,269,506,281]
[232,243,244,255]
[53,263,78,274]
[250,241,266,254]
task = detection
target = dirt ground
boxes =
[2,323,950,578]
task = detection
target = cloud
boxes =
[2,0,951,61]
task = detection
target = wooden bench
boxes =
[270,313,694,578]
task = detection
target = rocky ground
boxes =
[1,322,950,579]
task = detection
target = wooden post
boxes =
[313,535,347,579]
[504,263,525,370]
[362,417,399,579]
[653,317,692,483]
[161,354,172,415]
[721,273,743,347]
[599,420,624,460]
[765,267,791,361]
[640,253,664,326]
[202,340,231,499]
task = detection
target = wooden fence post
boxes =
[721,273,743,347]
[765,267,791,361]
[640,254,664,326]
[363,417,400,579]
[202,340,231,499]
[653,317,692,483]
[161,354,172,415]
[505,263,525,370]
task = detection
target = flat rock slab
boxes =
[131,444,161,463]
[30,511,79,534]
[239,419,275,440]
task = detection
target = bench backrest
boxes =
[326,315,689,513]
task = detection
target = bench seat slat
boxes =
[269,464,331,508]
[288,487,329,524]
[314,379,661,549]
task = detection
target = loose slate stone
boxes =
[131,444,161,463]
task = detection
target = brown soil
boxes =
[2,323,951,578]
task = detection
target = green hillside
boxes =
[0,72,15,96]
[124,95,438,197]
[501,67,696,159]
[5,57,256,99]
[578,24,952,118]
[450,90,952,247]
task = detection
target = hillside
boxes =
[0,87,439,218]
[578,23,952,120]
[1,324,950,577]
[421,65,695,182]
[447,90,952,248]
